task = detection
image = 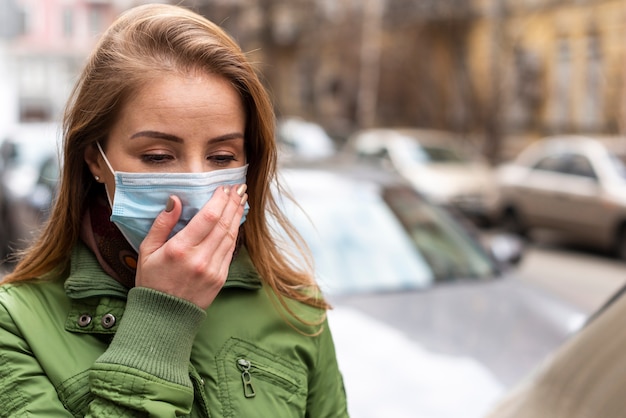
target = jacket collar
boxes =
[64,242,262,301]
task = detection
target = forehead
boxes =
[130,72,240,110]
[109,72,245,136]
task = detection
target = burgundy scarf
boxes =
[80,193,137,289]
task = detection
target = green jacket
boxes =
[0,243,349,417]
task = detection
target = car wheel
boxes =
[500,208,528,238]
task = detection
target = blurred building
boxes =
[1,0,623,162]
[0,0,158,126]
[469,0,626,151]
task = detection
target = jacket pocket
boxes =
[216,338,307,418]
[56,370,94,417]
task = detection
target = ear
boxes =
[84,142,106,181]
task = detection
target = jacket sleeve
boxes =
[86,287,206,416]
[0,294,74,417]
[306,317,350,418]
[0,286,205,417]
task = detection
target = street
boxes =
[330,230,626,417]
[510,231,626,316]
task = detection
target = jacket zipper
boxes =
[237,358,256,398]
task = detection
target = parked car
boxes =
[343,128,499,225]
[496,135,626,259]
[275,158,586,417]
[0,122,61,261]
[275,116,336,161]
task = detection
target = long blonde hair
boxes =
[2,4,330,318]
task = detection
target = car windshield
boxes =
[382,186,495,280]
[276,169,497,295]
[394,136,469,164]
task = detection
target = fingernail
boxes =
[240,194,248,206]
[223,186,231,194]
[165,196,174,212]
[236,184,247,197]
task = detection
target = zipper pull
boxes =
[237,358,256,398]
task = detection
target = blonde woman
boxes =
[0,4,348,417]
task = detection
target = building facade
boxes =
[0,0,158,126]
[1,0,624,161]
[469,0,625,141]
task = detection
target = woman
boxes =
[0,4,349,417]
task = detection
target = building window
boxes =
[18,5,31,36]
[62,8,74,38]
[88,6,105,36]
[551,38,571,133]
[582,32,603,132]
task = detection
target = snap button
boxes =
[77,314,92,327]
[101,313,116,329]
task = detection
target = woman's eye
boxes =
[141,154,173,164]
[209,154,236,166]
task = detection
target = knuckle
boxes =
[163,241,187,260]
[200,209,220,224]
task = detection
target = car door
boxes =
[513,153,571,229]
[552,153,607,243]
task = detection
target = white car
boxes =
[275,160,585,417]
[275,117,336,161]
[496,135,626,259]
[344,128,499,225]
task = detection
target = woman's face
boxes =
[85,71,246,194]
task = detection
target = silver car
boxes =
[496,135,626,259]
[276,159,585,417]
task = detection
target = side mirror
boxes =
[487,233,525,268]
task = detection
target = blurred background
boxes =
[1,0,626,417]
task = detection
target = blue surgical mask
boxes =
[97,142,249,251]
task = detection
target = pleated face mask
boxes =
[97,142,249,251]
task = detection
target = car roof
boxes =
[514,135,626,165]
[349,128,459,147]
[279,154,414,190]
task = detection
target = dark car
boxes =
[276,157,585,417]
[0,122,61,261]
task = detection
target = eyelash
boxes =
[140,153,237,167]
[209,154,236,167]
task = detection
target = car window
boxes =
[532,154,567,173]
[394,136,467,164]
[419,146,467,163]
[564,154,596,179]
[382,186,496,281]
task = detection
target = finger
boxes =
[140,195,182,254]
[201,186,247,260]
[217,183,247,231]
[185,184,246,254]
[180,185,233,246]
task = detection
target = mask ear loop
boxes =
[96,142,116,207]
[96,142,116,174]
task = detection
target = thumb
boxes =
[140,195,181,254]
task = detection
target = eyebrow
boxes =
[130,130,244,143]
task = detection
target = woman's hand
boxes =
[135,184,248,310]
